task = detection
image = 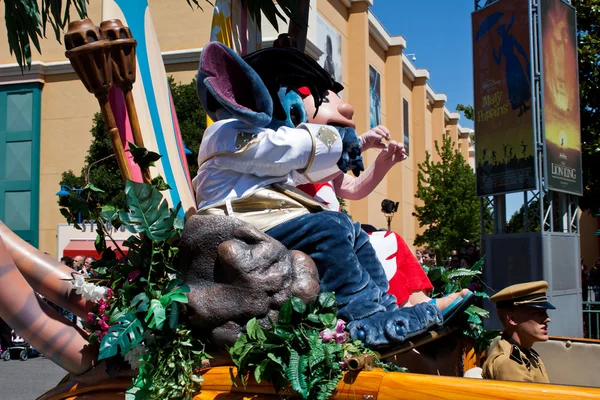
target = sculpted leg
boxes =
[0,221,92,319]
[267,211,442,347]
[0,236,97,374]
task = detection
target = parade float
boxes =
[0,1,599,399]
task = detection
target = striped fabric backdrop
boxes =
[102,0,196,217]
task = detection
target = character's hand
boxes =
[375,140,407,166]
[360,125,391,151]
[337,127,364,177]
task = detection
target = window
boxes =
[0,83,42,246]
[403,98,409,156]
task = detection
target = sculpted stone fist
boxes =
[178,215,320,347]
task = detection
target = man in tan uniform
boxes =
[482,281,553,383]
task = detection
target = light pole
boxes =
[381,199,399,231]
[56,185,84,224]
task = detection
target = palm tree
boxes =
[3,0,306,70]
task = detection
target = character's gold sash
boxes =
[197,183,327,232]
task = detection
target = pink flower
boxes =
[98,320,110,331]
[106,288,114,300]
[335,319,346,334]
[98,298,108,313]
[87,312,96,325]
[334,331,347,344]
[319,328,334,343]
[128,270,141,282]
[101,314,109,322]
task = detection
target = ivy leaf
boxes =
[168,302,180,331]
[95,231,107,254]
[83,183,105,193]
[278,301,292,325]
[317,292,336,310]
[318,313,336,328]
[151,176,172,191]
[467,305,490,318]
[291,296,307,314]
[246,318,266,342]
[129,142,162,169]
[98,312,144,360]
[254,359,269,384]
[306,313,320,324]
[428,267,444,282]
[119,180,174,241]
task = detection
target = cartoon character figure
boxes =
[193,38,446,347]
[296,88,471,312]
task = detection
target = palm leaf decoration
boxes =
[99,312,145,360]
[4,0,304,71]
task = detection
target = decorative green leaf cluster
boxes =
[59,167,207,399]
[119,180,182,242]
[126,328,209,400]
[229,293,401,400]
[423,258,499,355]
[5,1,306,71]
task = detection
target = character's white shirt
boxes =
[193,119,343,210]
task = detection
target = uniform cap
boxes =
[491,281,556,309]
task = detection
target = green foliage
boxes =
[59,113,126,210]
[413,136,481,259]
[4,0,88,69]
[507,198,541,233]
[456,104,474,121]
[168,77,206,178]
[242,0,304,32]
[572,0,600,213]
[60,78,206,209]
[119,181,181,242]
[127,327,209,400]
[337,196,352,219]
[423,258,499,355]
[59,146,205,399]
[5,1,306,70]
[229,293,404,400]
[99,312,145,360]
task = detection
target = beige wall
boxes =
[0,2,212,65]
[8,0,587,260]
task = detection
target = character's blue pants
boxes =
[266,211,442,347]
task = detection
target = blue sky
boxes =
[370,1,475,129]
[370,1,524,217]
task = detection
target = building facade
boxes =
[1,0,543,260]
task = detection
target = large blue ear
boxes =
[197,42,273,127]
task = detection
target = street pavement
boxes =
[0,356,67,399]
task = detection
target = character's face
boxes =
[303,90,355,129]
[512,307,551,345]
